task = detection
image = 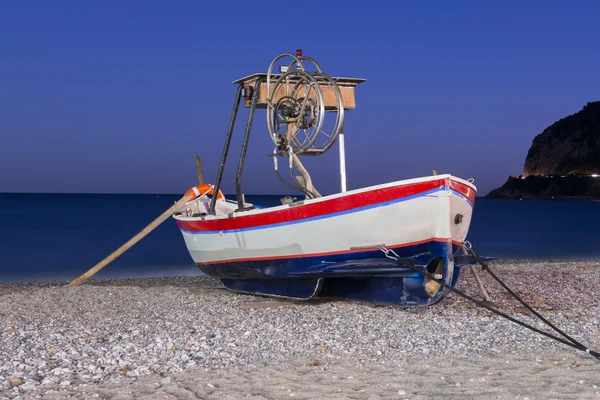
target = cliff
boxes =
[487,101,600,199]
[524,101,600,176]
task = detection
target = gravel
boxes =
[1,259,599,398]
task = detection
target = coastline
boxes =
[485,195,600,201]
[1,260,599,399]
[486,175,600,200]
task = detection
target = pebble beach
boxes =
[1,260,599,399]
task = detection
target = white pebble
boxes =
[20,382,36,390]
[0,270,595,397]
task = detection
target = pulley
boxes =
[265,51,344,155]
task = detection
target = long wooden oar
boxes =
[195,155,205,185]
[66,192,194,287]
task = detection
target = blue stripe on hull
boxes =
[198,241,474,307]
[180,187,473,236]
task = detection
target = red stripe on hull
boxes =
[177,178,451,233]
[449,180,476,204]
[193,237,464,265]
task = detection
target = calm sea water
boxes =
[1,193,600,283]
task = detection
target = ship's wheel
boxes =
[265,51,345,155]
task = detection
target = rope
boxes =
[464,242,590,352]
[287,148,317,199]
[271,148,311,196]
[378,246,600,360]
[199,185,214,198]
[271,147,317,199]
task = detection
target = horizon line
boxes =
[0,191,497,198]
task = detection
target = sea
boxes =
[1,193,600,283]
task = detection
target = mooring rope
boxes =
[378,246,600,360]
[463,241,592,353]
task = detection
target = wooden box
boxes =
[232,73,366,110]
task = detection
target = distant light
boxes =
[592,174,599,178]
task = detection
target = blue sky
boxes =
[1,0,599,196]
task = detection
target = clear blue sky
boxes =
[2,0,599,196]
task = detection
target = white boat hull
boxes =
[173,174,476,306]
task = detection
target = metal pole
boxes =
[339,125,347,193]
[462,244,492,303]
[469,265,493,303]
[235,78,263,210]
[210,84,243,215]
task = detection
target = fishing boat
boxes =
[172,50,478,307]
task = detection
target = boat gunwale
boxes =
[173,174,476,224]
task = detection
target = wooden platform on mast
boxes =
[232,73,366,110]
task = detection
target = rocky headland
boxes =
[487,101,600,199]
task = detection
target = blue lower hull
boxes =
[200,241,486,306]
[200,241,482,307]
